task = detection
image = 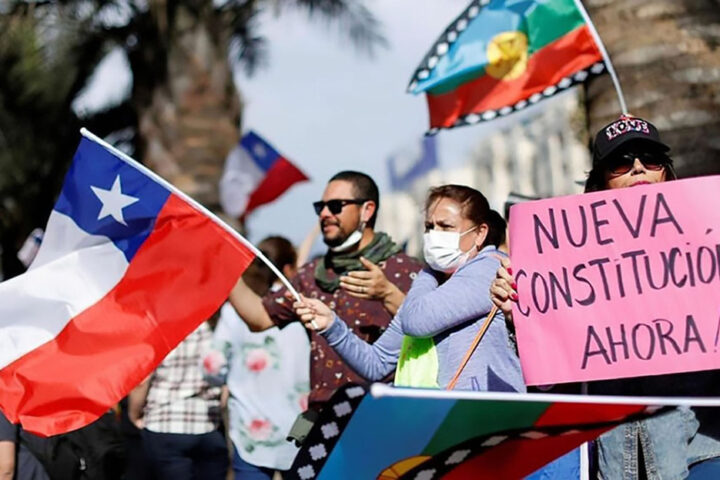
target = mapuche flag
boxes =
[408,0,607,132]
[286,384,674,480]
[0,130,256,436]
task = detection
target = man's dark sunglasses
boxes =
[607,151,667,176]
[313,199,366,215]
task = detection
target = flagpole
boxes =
[580,380,590,480]
[370,383,720,407]
[79,128,303,303]
[572,0,628,115]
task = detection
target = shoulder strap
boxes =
[446,305,498,390]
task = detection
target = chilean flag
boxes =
[219,131,309,218]
[0,130,256,436]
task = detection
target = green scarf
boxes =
[314,232,402,292]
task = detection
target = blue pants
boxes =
[232,445,276,480]
[141,429,228,480]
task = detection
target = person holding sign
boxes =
[293,184,524,392]
[490,115,720,479]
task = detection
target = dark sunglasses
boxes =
[606,152,667,176]
[312,198,367,215]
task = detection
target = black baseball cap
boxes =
[592,115,670,163]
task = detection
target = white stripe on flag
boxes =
[219,144,265,217]
[0,211,127,369]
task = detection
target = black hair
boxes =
[584,142,677,193]
[243,236,296,296]
[329,171,379,227]
[484,209,507,248]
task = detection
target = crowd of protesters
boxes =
[4,114,720,480]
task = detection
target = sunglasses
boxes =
[312,198,367,215]
[606,152,666,176]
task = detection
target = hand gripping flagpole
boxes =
[572,0,628,115]
[79,129,307,316]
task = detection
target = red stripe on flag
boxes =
[244,156,309,216]
[0,195,255,436]
[534,402,647,427]
[426,25,603,128]
[443,428,608,479]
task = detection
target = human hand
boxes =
[293,294,334,332]
[340,257,395,301]
[489,257,517,321]
[128,408,145,429]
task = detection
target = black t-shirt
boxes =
[0,411,49,480]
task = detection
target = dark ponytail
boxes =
[484,209,506,248]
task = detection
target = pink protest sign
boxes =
[509,176,720,385]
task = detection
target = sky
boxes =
[236,0,553,249]
[238,0,480,247]
[74,0,551,250]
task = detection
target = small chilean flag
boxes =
[219,131,309,219]
[0,130,256,436]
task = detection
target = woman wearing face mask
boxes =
[293,184,525,393]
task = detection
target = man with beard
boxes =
[229,171,422,411]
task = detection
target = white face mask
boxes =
[329,203,368,253]
[423,227,477,273]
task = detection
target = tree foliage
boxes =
[0,0,385,277]
[0,6,115,277]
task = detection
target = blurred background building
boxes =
[377,89,590,257]
[375,0,720,258]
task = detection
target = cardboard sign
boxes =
[509,176,720,385]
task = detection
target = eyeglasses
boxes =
[312,199,367,215]
[606,152,666,176]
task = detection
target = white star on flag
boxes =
[252,142,267,158]
[90,175,139,226]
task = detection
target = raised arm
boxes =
[322,315,403,381]
[294,296,402,381]
[399,254,500,338]
[228,277,275,332]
